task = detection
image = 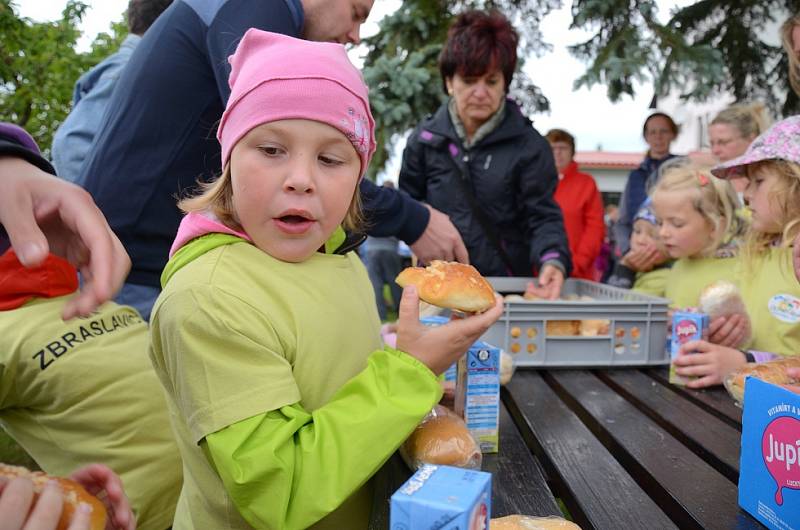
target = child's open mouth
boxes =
[280,215,310,224]
[274,211,315,234]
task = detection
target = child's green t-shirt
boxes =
[0,297,182,530]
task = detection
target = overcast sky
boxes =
[16,0,730,160]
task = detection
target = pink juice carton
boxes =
[738,378,800,529]
[669,310,709,386]
[390,464,492,530]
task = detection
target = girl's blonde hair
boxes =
[178,166,365,237]
[652,159,744,257]
[740,160,800,266]
[710,102,771,141]
[781,13,800,97]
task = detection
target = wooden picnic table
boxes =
[370,367,766,530]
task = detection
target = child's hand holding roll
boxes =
[396,286,503,375]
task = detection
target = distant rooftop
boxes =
[574,151,644,169]
[574,150,714,170]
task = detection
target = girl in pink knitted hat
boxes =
[148,29,502,530]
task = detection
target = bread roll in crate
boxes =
[483,278,669,368]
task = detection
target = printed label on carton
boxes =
[390,464,492,530]
[669,311,709,386]
[421,317,458,382]
[455,342,500,453]
[739,378,800,530]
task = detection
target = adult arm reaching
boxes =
[0,123,130,319]
[409,205,469,264]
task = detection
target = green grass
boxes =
[0,428,39,469]
[382,284,398,322]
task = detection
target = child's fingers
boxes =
[396,286,420,325]
[677,340,711,356]
[686,374,720,389]
[0,477,35,530]
[708,316,727,335]
[674,351,713,368]
[24,480,64,530]
[445,294,504,337]
[65,503,92,530]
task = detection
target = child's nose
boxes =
[283,160,315,193]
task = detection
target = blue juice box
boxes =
[390,464,492,530]
[455,342,501,453]
[668,311,709,386]
[420,316,457,382]
[739,378,800,529]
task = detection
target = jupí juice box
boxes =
[669,311,709,386]
[455,342,500,453]
[390,464,492,530]
[738,378,800,529]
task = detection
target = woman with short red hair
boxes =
[399,10,571,299]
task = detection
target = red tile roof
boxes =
[574,151,644,169]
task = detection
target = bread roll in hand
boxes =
[699,281,752,348]
[491,515,583,529]
[400,405,482,470]
[395,260,495,313]
[0,464,107,530]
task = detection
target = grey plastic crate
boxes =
[483,278,670,368]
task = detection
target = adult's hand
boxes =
[0,157,130,319]
[409,205,469,264]
[620,245,666,273]
[70,464,135,530]
[524,265,564,300]
[708,314,750,349]
[396,286,503,375]
[0,475,92,530]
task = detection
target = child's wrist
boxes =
[739,349,755,363]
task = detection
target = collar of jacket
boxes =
[418,98,532,150]
[161,227,363,288]
[560,160,581,180]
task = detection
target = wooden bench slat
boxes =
[506,370,678,530]
[646,368,743,427]
[485,399,562,518]
[550,370,748,529]
[599,369,741,479]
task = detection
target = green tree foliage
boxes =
[362,0,559,180]
[0,0,126,158]
[570,0,800,116]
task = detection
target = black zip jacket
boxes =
[399,100,571,277]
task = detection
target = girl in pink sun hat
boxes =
[671,116,800,389]
[148,29,502,530]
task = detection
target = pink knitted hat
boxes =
[217,29,376,177]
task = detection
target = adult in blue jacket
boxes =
[52,0,174,184]
[76,0,466,320]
